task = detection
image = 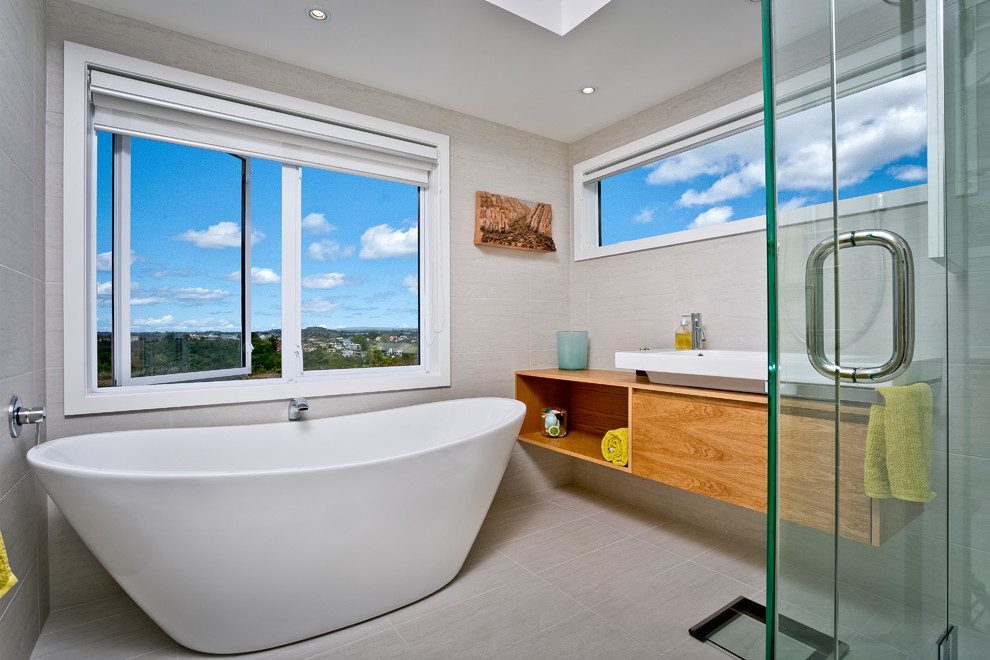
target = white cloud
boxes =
[301,213,335,235]
[775,71,927,191]
[306,239,355,261]
[646,128,765,187]
[688,206,734,229]
[172,221,264,249]
[250,267,281,284]
[890,164,927,182]
[359,224,418,259]
[131,295,167,306]
[678,160,766,207]
[149,267,199,279]
[130,315,175,329]
[301,273,349,290]
[174,318,236,331]
[96,251,112,272]
[779,196,812,211]
[632,208,655,224]
[130,316,236,331]
[97,281,112,296]
[96,249,144,272]
[223,267,281,284]
[126,284,231,306]
[645,71,927,212]
[301,296,342,314]
[403,274,418,295]
[173,287,230,303]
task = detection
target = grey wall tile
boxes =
[48,532,124,610]
[0,150,37,278]
[0,564,40,660]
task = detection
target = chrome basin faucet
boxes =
[288,397,309,421]
[690,313,706,350]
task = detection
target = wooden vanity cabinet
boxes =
[515,368,923,547]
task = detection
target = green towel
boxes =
[601,428,628,467]
[864,383,935,502]
[0,529,16,599]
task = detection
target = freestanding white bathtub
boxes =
[27,397,526,654]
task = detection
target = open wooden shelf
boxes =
[517,430,629,470]
[515,370,632,472]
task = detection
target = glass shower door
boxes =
[768,0,952,657]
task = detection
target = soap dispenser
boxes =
[675,314,692,350]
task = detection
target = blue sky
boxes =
[96,135,420,333]
[600,71,928,246]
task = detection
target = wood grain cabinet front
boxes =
[631,389,768,513]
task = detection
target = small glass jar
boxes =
[541,407,567,438]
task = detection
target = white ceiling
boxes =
[70,0,764,143]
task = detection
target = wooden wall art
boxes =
[474,191,555,253]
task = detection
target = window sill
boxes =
[66,368,451,416]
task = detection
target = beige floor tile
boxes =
[637,520,729,559]
[494,517,628,573]
[172,616,393,659]
[858,603,947,657]
[486,492,549,517]
[41,594,141,635]
[535,484,625,516]
[776,565,888,634]
[538,536,686,608]
[386,548,530,627]
[471,501,583,551]
[491,609,659,659]
[591,502,672,536]
[662,637,741,659]
[310,629,412,660]
[592,561,757,655]
[692,541,767,590]
[394,576,585,657]
[31,610,173,660]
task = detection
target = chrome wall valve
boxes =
[8,395,47,439]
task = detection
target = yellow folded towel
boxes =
[864,383,936,502]
[601,428,629,467]
[0,529,17,599]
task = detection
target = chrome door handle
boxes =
[805,229,915,383]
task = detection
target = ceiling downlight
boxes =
[307,7,329,21]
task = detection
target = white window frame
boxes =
[573,93,765,262]
[64,42,450,415]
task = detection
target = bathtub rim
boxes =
[28,396,526,480]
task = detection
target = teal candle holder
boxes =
[556,331,588,370]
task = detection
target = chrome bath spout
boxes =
[288,397,310,421]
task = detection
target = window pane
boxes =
[245,157,283,379]
[599,124,766,247]
[597,72,927,248]
[776,70,927,211]
[299,167,420,371]
[127,137,246,378]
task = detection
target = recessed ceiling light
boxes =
[580,86,597,95]
[307,7,329,21]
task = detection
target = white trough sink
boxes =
[614,349,768,394]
